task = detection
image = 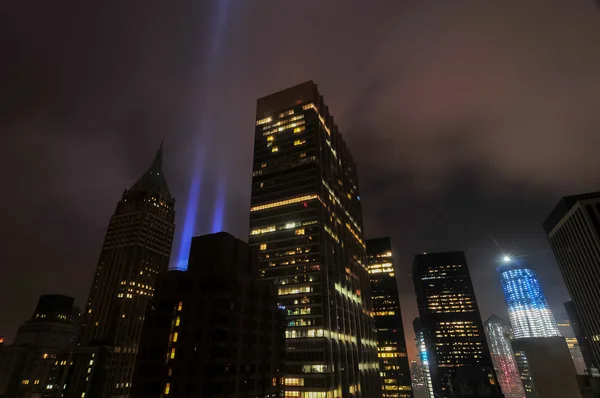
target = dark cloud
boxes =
[2,0,600,360]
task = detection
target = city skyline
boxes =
[3,1,600,367]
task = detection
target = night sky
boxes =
[3,1,600,361]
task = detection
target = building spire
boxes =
[152,140,164,170]
[124,140,172,200]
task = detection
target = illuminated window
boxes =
[285,378,304,386]
[272,147,279,152]
[177,301,183,311]
[251,226,276,235]
[260,243,267,250]
[34,380,40,385]
[164,382,171,394]
[302,364,327,373]
[175,317,180,326]
[294,140,306,146]
[22,380,29,385]
[295,228,305,235]
[170,348,176,359]
[267,136,274,142]
[278,285,312,295]
[173,332,178,342]
[256,117,272,125]
[293,126,305,133]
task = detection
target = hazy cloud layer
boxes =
[2,0,600,358]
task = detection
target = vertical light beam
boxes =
[175,151,204,271]
[174,0,233,268]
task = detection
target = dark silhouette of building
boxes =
[0,294,78,397]
[367,238,412,397]
[511,337,581,398]
[248,81,379,397]
[556,311,587,375]
[132,232,284,398]
[412,252,501,398]
[566,300,596,375]
[58,143,176,398]
[544,192,600,375]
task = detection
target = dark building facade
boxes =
[367,238,412,398]
[566,300,597,375]
[0,294,79,397]
[249,81,379,397]
[511,337,581,398]
[544,192,600,374]
[132,232,284,398]
[556,311,587,376]
[412,252,501,398]
[71,143,176,397]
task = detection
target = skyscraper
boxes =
[555,312,588,376]
[544,191,600,372]
[496,257,581,397]
[76,143,176,397]
[412,252,501,398]
[0,295,79,397]
[413,319,435,398]
[367,238,412,398]
[410,360,424,388]
[484,315,526,398]
[497,257,560,339]
[249,81,379,397]
[133,232,284,397]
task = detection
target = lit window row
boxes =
[285,329,325,339]
[250,194,319,212]
[278,285,313,295]
[284,377,304,386]
[302,364,328,373]
[262,119,306,136]
[256,117,272,125]
[375,311,396,316]
[263,114,304,130]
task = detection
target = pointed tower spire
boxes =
[152,139,164,170]
[125,140,172,200]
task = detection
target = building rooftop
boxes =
[543,191,600,233]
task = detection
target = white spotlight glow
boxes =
[503,255,512,263]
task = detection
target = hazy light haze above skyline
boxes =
[2,0,600,361]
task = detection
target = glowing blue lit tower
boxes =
[497,257,559,339]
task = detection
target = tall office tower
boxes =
[0,295,78,397]
[367,238,413,398]
[412,252,501,398]
[133,232,284,397]
[484,315,526,398]
[410,360,424,387]
[413,319,435,398]
[556,312,588,375]
[544,192,600,373]
[497,257,560,339]
[76,143,176,397]
[249,81,379,397]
